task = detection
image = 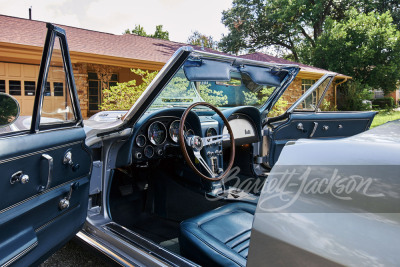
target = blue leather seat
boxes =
[179,202,256,267]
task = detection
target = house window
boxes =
[9,81,21,96]
[300,79,316,109]
[54,82,64,96]
[24,81,36,96]
[88,72,118,112]
[0,80,5,93]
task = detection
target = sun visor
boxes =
[240,65,288,87]
[183,59,233,81]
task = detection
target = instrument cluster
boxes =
[133,117,193,161]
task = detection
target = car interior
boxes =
[83,55,294,266]
[83,49,376,266]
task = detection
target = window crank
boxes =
[59,182,79,210]
[63,151,80,172]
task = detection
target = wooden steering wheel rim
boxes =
[178,102,235,181]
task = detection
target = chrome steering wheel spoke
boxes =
[202,134,230,146]
[193,151,217,178]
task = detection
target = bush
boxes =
[372,97,395,109]
[101,69,158,111]
[337,81,372,111]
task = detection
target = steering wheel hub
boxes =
[190,136,204,151]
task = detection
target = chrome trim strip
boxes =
[192,50,299,69]
[35,204,79,233]
[0,140,82,164]
[3,241,38,267]
[76,231,133,267]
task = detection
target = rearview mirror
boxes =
[0,93,20,128]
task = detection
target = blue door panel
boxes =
[0,128,91,266]
[268,111,376,167]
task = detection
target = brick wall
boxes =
[73,63,89,118]
[280,77,337,110]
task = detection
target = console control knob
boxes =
[157,149,164,156]
[135,152,143,159]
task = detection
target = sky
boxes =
[0,0,233,43]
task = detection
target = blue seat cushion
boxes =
[179,202,256,267]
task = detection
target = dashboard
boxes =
[116,106,262,168]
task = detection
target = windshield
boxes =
[149,67,277,110]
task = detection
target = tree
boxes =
[187,31,218,50]
[219,0,400,59]
[306,9,400,93]
[101,69,158,111]
[220,0,354,58]
[124,24,169,40]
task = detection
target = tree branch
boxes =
[300,27,316,47]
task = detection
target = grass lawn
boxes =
[370,110,400,128]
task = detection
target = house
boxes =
[0,14,350,118]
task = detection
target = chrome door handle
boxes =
[309,122,318,138]
[39,154,53,192]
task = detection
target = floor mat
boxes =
[128,213,180,244]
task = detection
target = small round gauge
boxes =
[148,121,167,145]
[206,127,218,137]
[169,120,187,143]
[144,145,154,158]
[135,134,146,147]
[186,129,195,136]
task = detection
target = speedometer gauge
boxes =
[169,120,186,143]
[148,122,167,145]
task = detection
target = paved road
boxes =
[40,240,112,267]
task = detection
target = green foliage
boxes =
[337,80,372,111]
[304,9,400,94]
[187,31,219,50]
[220,0,400,59]
[319,99,337,111]
[372,97,395,109]
[242,87,288,116]
[219,0,354,58]
[124,24,169,40]
[151,77,196,108]
[101,69,158,111]
[198,83,228,106]
[371,110,400,128]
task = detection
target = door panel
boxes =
[0,128,91,266]
[266,111,376,167]
[0,24,92,266]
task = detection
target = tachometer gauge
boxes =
[135,134,146,147]
[206,127,217,137]
[169,120,186,143]
[148,121,167,145]
[144,145,154,158]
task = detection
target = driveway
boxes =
[40,240,112,266]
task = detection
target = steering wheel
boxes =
[178,102,235,181]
